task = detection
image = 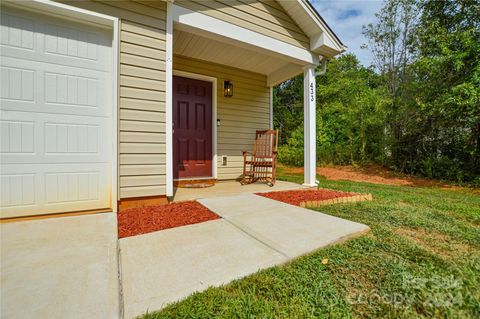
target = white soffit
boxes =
[173,29,290,76]
[171,4,319,65]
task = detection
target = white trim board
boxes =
[269,87,274,130]
[112,17,119,212]
[2,0,117,27]
[172,70,218,181]
[276,0,346,55]
[171,4,319,66]
[165,1,174,197]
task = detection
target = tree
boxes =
[275,54,388,166]
[274,0,480,184]
[362,0,417,98]
[406,0,480,181]
[273,76,304,145]
[362,0,418,166]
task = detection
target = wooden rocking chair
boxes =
[241,130,279,186]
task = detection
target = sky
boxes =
[310,0,384,67]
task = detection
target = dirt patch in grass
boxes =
[281,164,476,192]
[395,227,472,258]
[256,188,358,206]
[118,201,219,238]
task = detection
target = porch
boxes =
[172,180,306,202]
[165,1,347,196]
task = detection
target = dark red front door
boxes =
[173,76,213,179]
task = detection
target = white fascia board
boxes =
[310,32,336,53]
[296,0,345,52]
[277,0,346,55]
[267,63,303,87]
[171,4,319,66]
[3,0,116,27]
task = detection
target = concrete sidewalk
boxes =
[1,213,120,319]
[120,194,370,318]
[198,194,370,258]
[119,219,286,319]
[1,194,370,319]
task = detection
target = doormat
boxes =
[180,183,215,188]
[118,200,219,238]
[175,179,216,188]
[256,188,372,208]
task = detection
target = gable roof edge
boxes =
[277,0,347,58]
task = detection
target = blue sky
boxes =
[310,0,384,67]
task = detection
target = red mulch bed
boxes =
[118,201,219,238]
[256,189,356,206]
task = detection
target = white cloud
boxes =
[310,0,384,67]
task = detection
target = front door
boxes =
[173,76,213,179]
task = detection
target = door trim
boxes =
[172,70,217,181]
[3,0,120,214]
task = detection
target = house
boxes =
[0,0,345,219]
[1,1,349,318]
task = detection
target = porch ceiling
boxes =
[173,28,303,85]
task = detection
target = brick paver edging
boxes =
[299,193,373,208]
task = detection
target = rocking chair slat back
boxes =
[241,129,279,186]
[253,130,278,159]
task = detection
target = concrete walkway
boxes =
[119,219,286,319]
[120,194,369,318]
[199,194,370,258]
[1,193,369,319]
[172,180,306,202]
[1,213,120,319]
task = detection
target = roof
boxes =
[276,0,347,58]
[304,0,344,46]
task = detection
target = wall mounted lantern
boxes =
[224,80,233,97]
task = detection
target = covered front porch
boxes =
[172,179,306,202]
[165,2,345,197]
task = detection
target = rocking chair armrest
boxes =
[272,150,278,158]
[242,150,253,157]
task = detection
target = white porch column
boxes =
[303,66,317,186]
[165,1,174,197]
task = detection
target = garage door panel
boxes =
[0,65,35,103]
[0,117,35,155]
[0,41,112,72]
[0,6,114,217]
[0,163,111,218]
[1,7,112,71]
[0,9,35,51]
[1,56,111,117]
[1,111,111,164]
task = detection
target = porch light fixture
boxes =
[224,80,233,97]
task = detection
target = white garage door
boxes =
[0,6,114,218]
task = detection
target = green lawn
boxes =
[142,170,480,319]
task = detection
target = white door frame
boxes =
[4,0,120,213]
[172,70,218,182]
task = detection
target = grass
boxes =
[141,168,480,319]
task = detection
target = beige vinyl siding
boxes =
[175,0,309,50]
[174,55,270,180]
[59,0,167,198]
